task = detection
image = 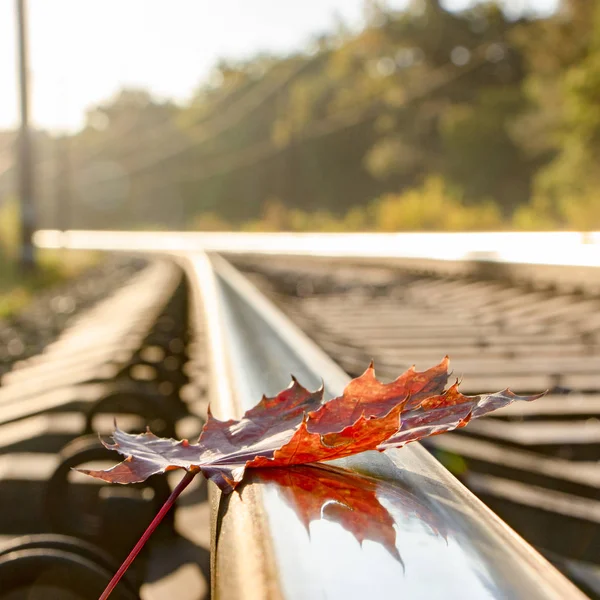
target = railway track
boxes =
[0,234,597,599]
[0,256,148,379]
[0,257,209,599]
[233,253,600,595]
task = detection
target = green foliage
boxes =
[510,1,600,231]
[0,198,22,315]
[190,212,232,231]
[512,197,559,231]
[560,190,600,231]
[439,88,531,214]
[513,184,600,232]
[369,177,503,231]
[16,0,600,232]
[0,197,20,258]
[209,178,504,233]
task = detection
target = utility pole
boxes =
[15,0,36,272]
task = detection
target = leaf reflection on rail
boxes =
[248,462,448,568]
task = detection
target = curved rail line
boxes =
[2,229,593,598]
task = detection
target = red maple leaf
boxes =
[89,357,543,599]
[80,357,542,492]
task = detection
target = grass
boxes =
[0,218,100,319]
[0,199,100,318]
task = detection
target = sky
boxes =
[0,0,558,133]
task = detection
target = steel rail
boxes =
[34,230,600,294]
[182,251,586,600]
[27,229,595,595]
[34,230,600,264]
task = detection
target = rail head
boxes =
[36,229,600,294]
[182,251,586,600]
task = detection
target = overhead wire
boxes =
[37,53,321,201]
[71,39,508,202]
[175,42,497,186]
[82,53,325,187]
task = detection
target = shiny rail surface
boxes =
[35,229,600,266]
[35,229,600,295]
[183,251,585,600]
[233,253,600,593]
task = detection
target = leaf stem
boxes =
[99,469,198,600]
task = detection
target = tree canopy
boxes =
[13,0,600,231]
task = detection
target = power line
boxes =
[71,39,505,206]
[85,43,478,192]
[38,57,317,195]
[175,43,494,186]
[81,53,325,187]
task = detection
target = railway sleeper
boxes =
[235,255,600,594]
[0,262,204,597]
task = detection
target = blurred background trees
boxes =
[2,0,599,233]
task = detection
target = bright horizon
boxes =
[0,0,557,134]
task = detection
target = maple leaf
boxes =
[79,357,542,493]
[90,358,544,600]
